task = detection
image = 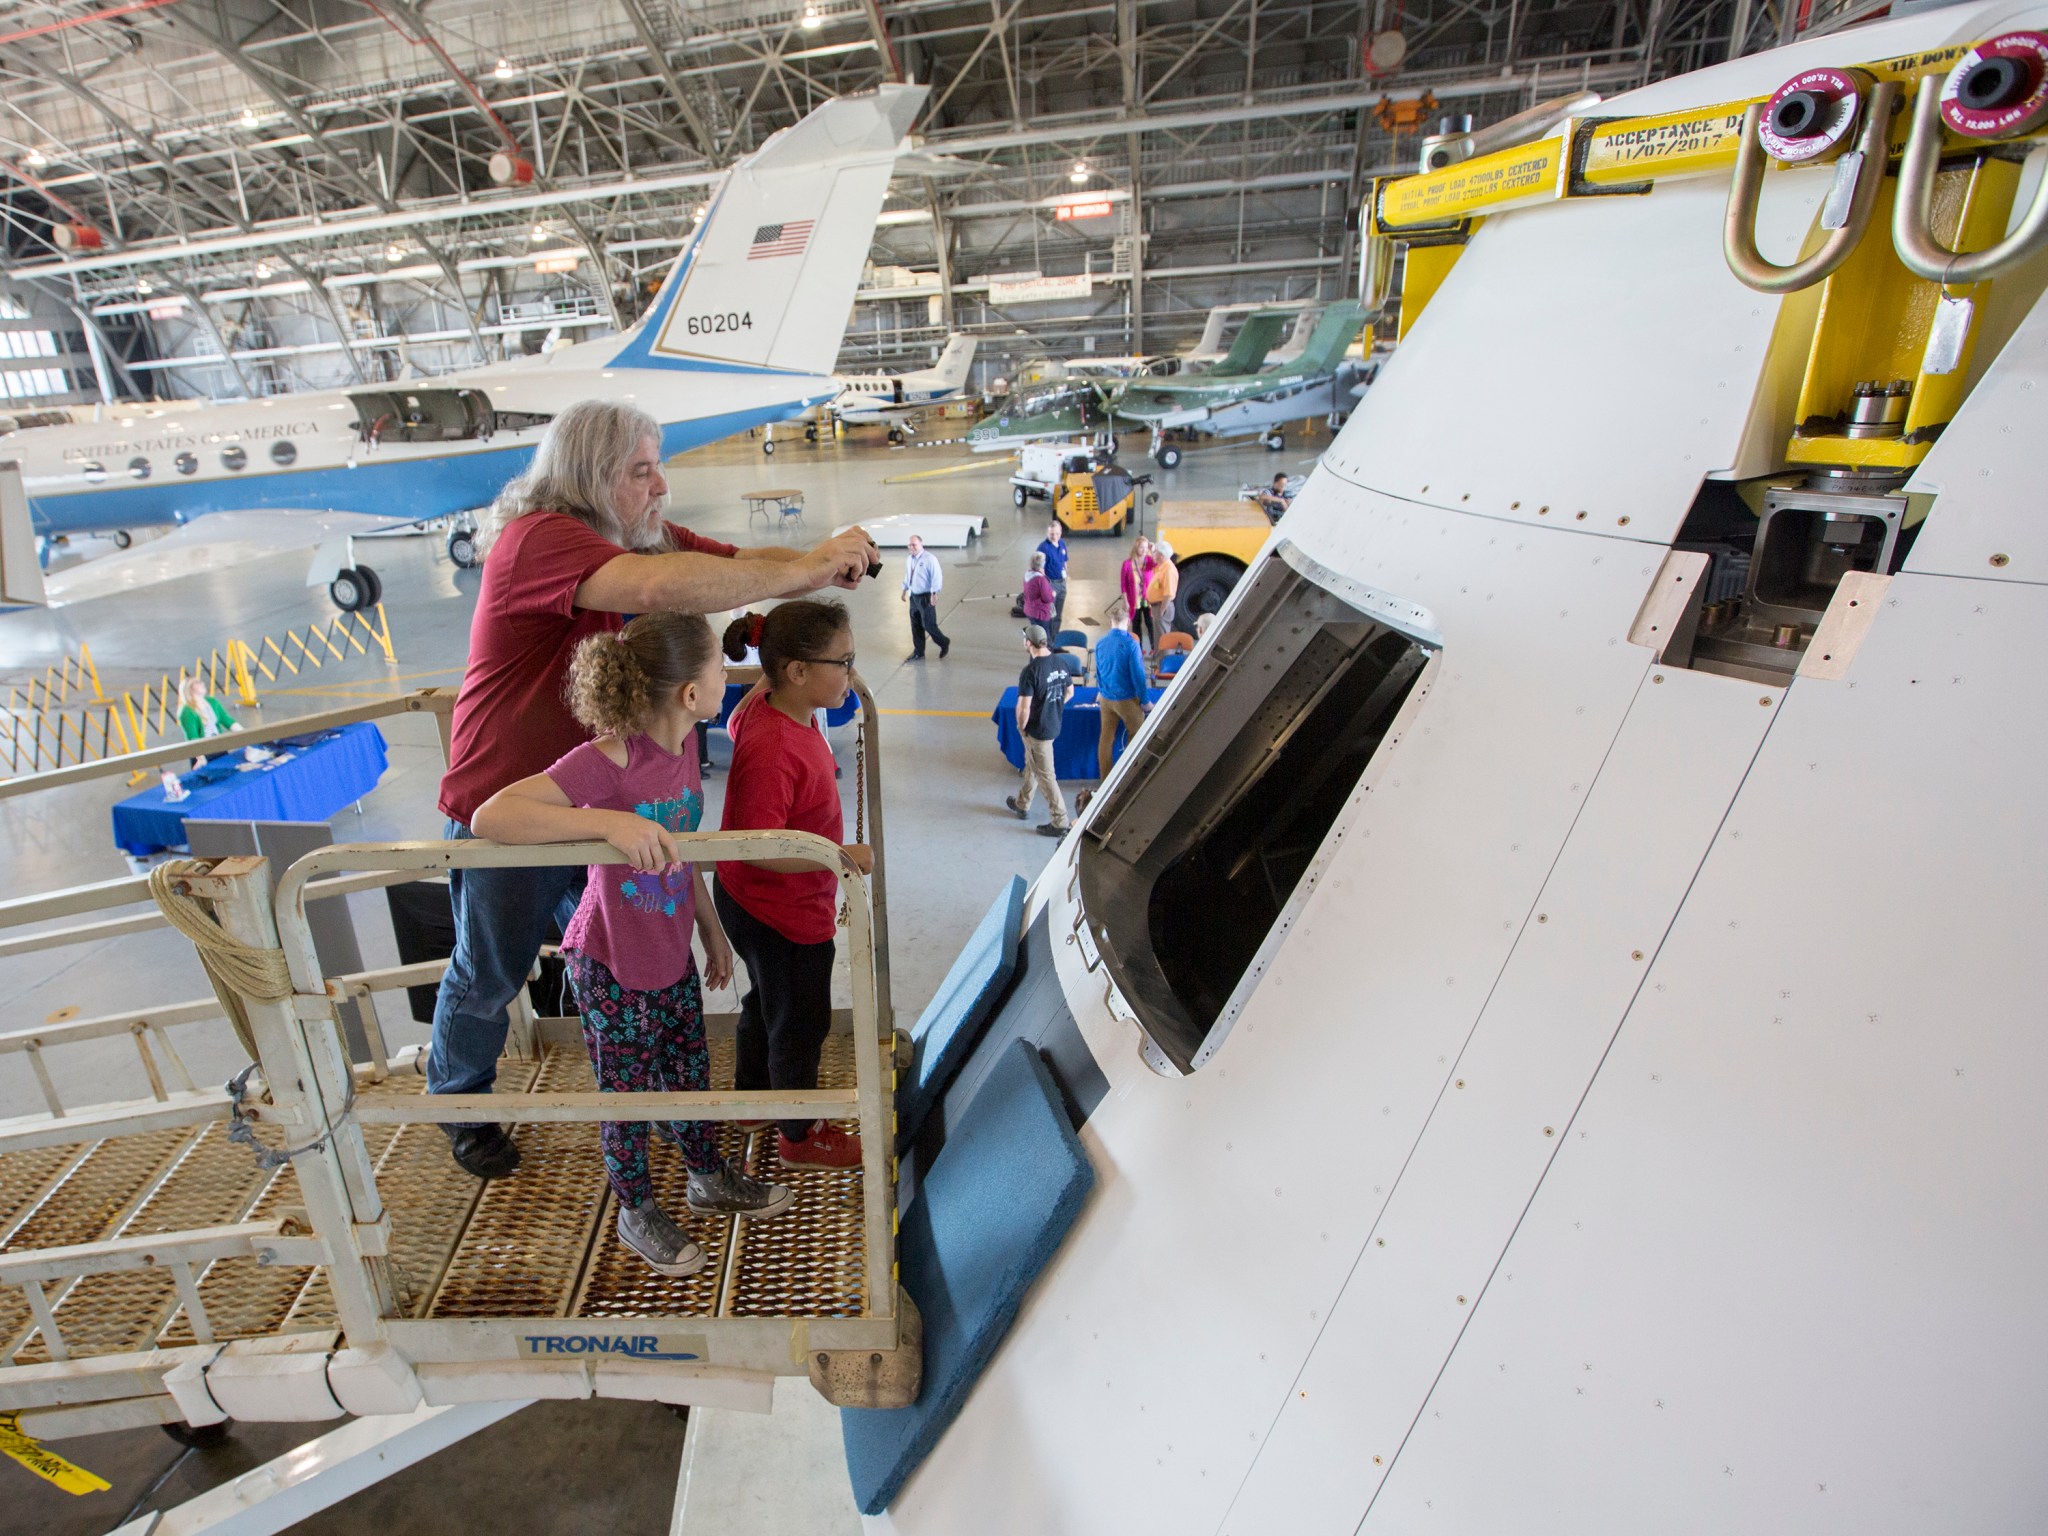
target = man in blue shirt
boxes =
[1035,522,1070,633]
[1093,600,1149,781]
[899,534,951,660]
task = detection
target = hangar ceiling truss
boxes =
[0,0,1877,395]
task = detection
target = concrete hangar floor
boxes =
[0,421,1322,1536]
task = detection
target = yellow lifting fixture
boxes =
[1364,30,2048,478]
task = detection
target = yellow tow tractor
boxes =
[1023,443,1157,535]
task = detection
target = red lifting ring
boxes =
[1940,31,2048,140]
[1759,67,1872,164]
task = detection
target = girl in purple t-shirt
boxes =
[473,612,791,1278]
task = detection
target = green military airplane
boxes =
[962,378,1112,453]
[1108,300,1373,467]
[961,309,1303,453]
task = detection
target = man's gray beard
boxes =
[606,497,671,552]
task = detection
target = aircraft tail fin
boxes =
[931,333,978,391]
[611,84,926,377]
[1215,312,1288,376]
[1284,301,1370,376]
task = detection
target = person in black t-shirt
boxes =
[1006,623,1071,837]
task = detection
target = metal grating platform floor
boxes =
[0,1036,870,1365]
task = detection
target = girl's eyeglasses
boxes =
[800,654,857,672]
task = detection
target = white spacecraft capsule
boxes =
[869,5,2048,1530]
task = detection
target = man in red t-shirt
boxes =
[430,400,877,1179]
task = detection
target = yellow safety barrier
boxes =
[0,642,106,715]
[240,602,396,685]
[0,606,397,779]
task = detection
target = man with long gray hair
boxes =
[430,399,877,1180]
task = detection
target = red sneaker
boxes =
[777,1122,863,1170]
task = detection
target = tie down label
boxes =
[520,1332,709,1361]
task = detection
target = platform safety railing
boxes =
[0,864,442,1153]
[170,829,897,1362]
[0,692,460,1156]
[0,671,902,1383]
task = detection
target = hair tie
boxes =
[747,612,766,647]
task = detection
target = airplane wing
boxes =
[40,509,423,607]
[834,399,929,426]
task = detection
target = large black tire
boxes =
[328,568,369,613]
[1013,485,1029,508]
[356,565,383,607]
[888,428,904,445]
[804,424,818,442]
[1264,432,1286,452]
[447,528,479,568]
[1157,443,1183,470]
[1176,555,1244,623]
[163,1419,233,1449]
[762,439,775,456]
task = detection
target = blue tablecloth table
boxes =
[111,722,390,856]
[992,685,1165,780]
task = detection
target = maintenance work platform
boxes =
[0,682,919,1440]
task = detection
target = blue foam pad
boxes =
[897,874,1027,1145]
[843,1040,1094,1515]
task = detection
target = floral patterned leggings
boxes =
[563,951,722,1206]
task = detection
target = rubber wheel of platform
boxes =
[163,1419,233,1449]
[1013,486,1029,507]
[1176,556,1243,622]
[447,529,479,568]
[1157,444,1183,469]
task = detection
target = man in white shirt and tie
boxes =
[900,534,952,661]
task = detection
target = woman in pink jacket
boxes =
[1119,535,1157,651]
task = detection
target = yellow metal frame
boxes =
[1785,155,2021,470]
[1364,34,2047,455]
[1373,41,1987,237]
[1397,240,1473,341]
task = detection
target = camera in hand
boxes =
[866,558,883,580]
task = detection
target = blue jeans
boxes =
[427,820,583,1125]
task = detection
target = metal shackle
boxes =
[1893,70,2048,284]
[1725,77,1899,294]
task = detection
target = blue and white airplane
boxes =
[818,332,979,441]
[12,83,926,610]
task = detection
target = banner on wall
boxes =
[985,271,1093,305]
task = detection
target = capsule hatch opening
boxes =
[1077,541,1438,1074]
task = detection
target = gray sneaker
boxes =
[617,1199,707,1277]
[687,1160,793,1219]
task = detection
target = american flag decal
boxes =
[748,220,815,260]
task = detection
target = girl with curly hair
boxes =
[473,611,791,1277]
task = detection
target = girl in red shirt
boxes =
[716,602,873,1171]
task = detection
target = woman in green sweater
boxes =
[177,676,236,762]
